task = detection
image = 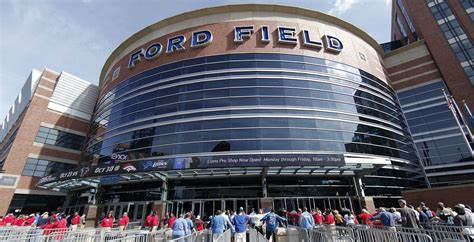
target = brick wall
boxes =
[402,184,474,209]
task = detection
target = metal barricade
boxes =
[355,226,433,242]
[193,230,212,242]
[214,229,231,242]
[314,225,355,242]
[248,227,269,242]
[397,226,472,242]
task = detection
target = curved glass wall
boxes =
[86,53,424,192]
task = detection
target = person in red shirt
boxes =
[4,213,15,226]
[41,216,56,235]
[313,209,324,225]
[195,215,204,231]
[0,216,6,226]
[101,212,114,230]
[15,215,25,226]
[358,209,373,225]
[118,212,129,231]
[53,215,68,240]
[152,212,160,231]
[167,213,176,229]
[70,212,81,230]
[144,212,154,230]
[324,210,335,225]
[24,214,36,226]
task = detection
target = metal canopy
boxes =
[37,155,390,193]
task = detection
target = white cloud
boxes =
[328,0,360,15]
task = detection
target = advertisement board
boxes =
[38,154,345,186]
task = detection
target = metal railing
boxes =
[248,227,268,242]
[354,227,433,242]
[349,223,474,242]
[4,223,473,242]
[214,229,231,242]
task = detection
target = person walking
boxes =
[370,207,399,231]
[260,209,287,242]
[80,214,86,229]
[343,210,357,226]
[70,212,81,230]
[144,212,152,230]
[168,213,177,229]
[172,214,190,240]
[453,204,474,239]
[118,212,130,231]
[324,209,335,225]
[100,212,114,231]
[435,202,454,224]
[398,199,420,229]
[185,212,194,233]
[300,207,314,229]
[212,210,234,241]
[312,209,324,225]
[195,215,205,231]
[0,216,5,226]
[334,210,344,226]
[152,212,160,231]
[232,207,249,242]
[358,209,373,225]
[23,214,35,227]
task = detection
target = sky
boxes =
[0,0,392,118]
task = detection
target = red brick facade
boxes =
[392,0,474,132]
[0,69,90,215]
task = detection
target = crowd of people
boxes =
[1,199,473,241]
[0,211,86,236]
[158,199,474,241]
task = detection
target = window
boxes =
[22,158,76,177]
[35,126,85,151]
[396,15,408,38]
[397,0,416,33]
[426,0,474,85]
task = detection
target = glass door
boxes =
[193,202,201,217]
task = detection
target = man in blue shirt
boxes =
[299,207,314,229]
[370,207,400,231]
[212,210,234,240]
[260,209,287,241]
[172,214,190,239]
[232,207,250,242]
[185,213,194,233]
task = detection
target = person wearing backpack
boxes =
[453,204,474,239]
[436,202,454,224]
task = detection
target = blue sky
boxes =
[0,0,392,118]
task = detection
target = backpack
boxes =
[425,210,433,219]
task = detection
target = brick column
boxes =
[260,198,273,210]
[359,197,376,214]
[84,204,102,227]
[0,188,15,215]
[152,201,167,229]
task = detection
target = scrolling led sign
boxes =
[127,25,344,69]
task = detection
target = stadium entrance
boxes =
[167,197,358,220]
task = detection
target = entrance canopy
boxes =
[37,153,390,192]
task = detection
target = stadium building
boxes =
[0,69,98,215]
[387,0,474,189]
[31,4,430,223]
[8,3,473,223]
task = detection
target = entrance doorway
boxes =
[167,197,360,219]
[272,197,359,213]
[167,199,260,220]
[102,202,152,222]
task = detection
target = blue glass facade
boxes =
[84,53,425,197]
[398,80,474,186]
